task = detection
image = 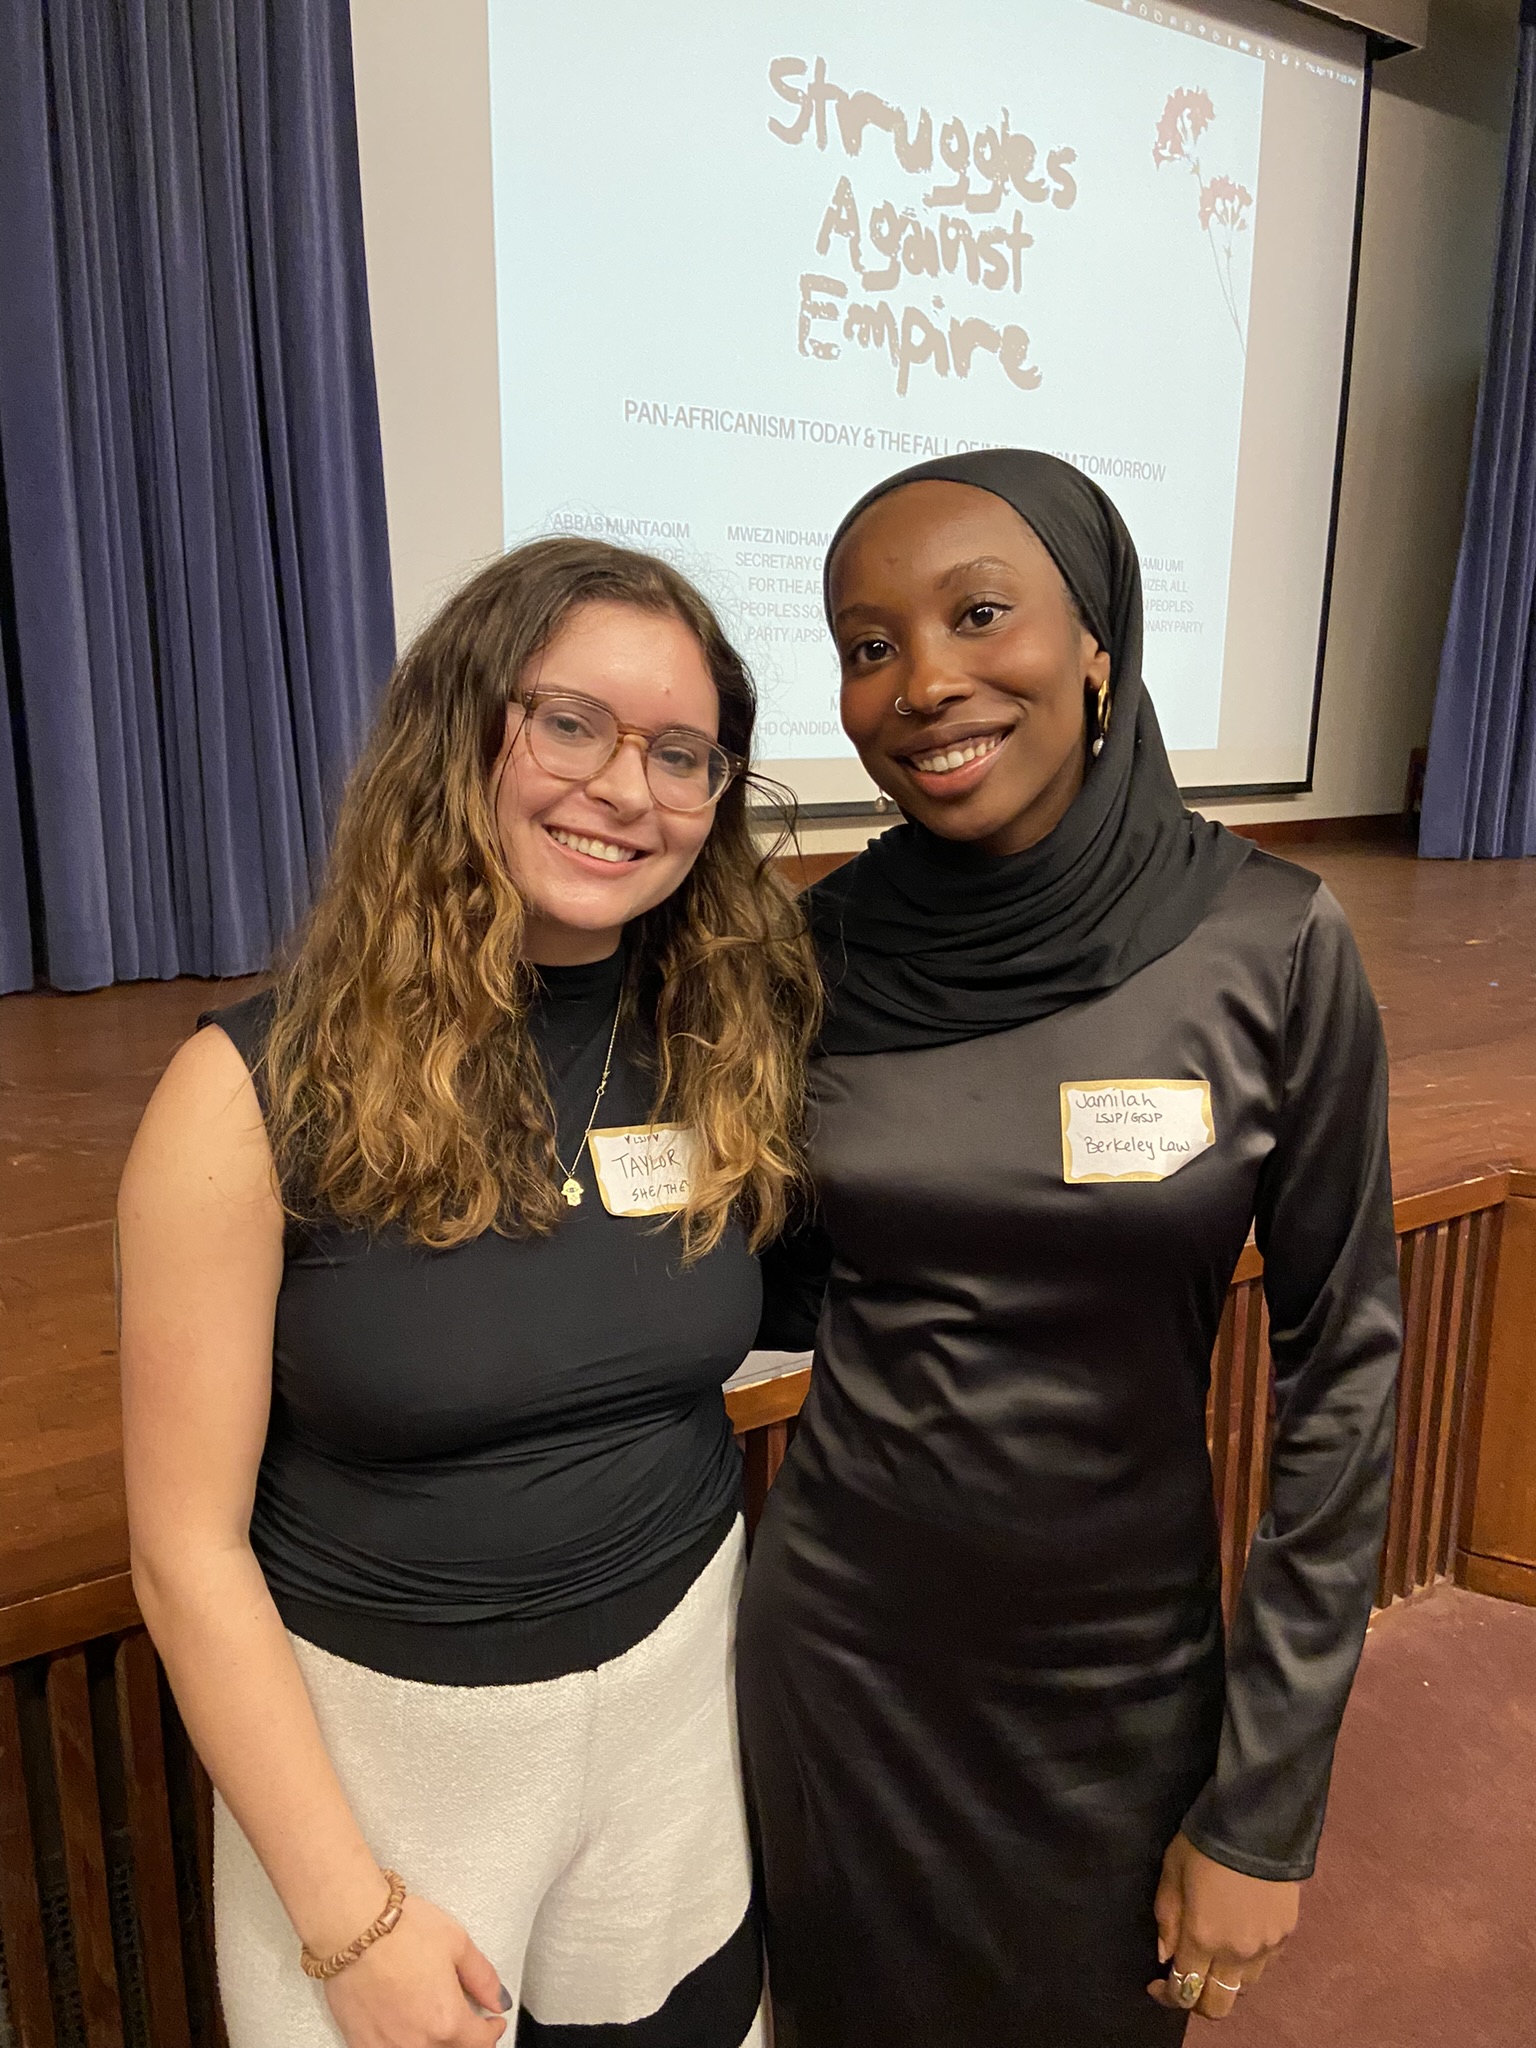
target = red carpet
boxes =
[1220,1586,1536,2046]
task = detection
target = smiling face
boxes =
[830,480,1111,857]
[490,600,723,964]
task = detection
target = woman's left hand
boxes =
[1146,1830,1300,2021]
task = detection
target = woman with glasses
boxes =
[118,539,818,2048]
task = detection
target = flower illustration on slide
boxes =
[1153,90,1252,354]
[1153,87,1214,163]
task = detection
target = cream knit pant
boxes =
[215,1522,764,2045]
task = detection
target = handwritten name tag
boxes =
[586,1124,699,1217]
[1060,1080,1215,1184]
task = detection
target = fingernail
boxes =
[498,1985,514,2013]
[1158,1942,1171,1964]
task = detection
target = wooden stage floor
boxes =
[3,836,1535,1618]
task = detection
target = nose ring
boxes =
[894,696,914,717]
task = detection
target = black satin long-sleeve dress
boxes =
[737,850,1401,2047]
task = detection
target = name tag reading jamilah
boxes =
[1060,1081,1215,1184]
[586,1124,699,1217]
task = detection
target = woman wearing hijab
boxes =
[738,451,1401,2046]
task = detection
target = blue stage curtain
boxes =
[0,0,394,992]
[0,627,34,993]
[1420,1,1536,859]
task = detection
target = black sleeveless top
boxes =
[205,949,758,1685]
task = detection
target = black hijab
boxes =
[811,449,1250,1055]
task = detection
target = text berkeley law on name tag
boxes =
[1059,1081,1214,1184]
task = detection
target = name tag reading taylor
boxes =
[586,1124,698,1217]
[1060,1081,1214,1184]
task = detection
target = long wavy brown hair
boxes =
[260,537,820,1257]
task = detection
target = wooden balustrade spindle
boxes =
[44,1652,124,2048]
[0,1670,56,2048]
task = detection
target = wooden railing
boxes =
[0,1634,222,2048]
[2,1168,1534,2046]
[734,1169,1534,1618]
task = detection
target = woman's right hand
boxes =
[323,1896,512,2046]
[119,1039,509,2047]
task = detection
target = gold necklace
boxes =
[553,1001,622,1208]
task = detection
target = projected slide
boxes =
[489,0,1363,801]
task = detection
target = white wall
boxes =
[349,0,1519,853]
[1205,0,1518,833]
[351,1,502,643]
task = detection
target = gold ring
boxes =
[1210,1977,1242,1995]
[1169,1969,1205,2008]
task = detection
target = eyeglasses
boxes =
[515,692,742,812]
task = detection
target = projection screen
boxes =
[470,0,1369,807]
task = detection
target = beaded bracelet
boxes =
[299,1870,408,1981]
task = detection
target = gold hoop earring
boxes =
[1091,677,1112,758]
